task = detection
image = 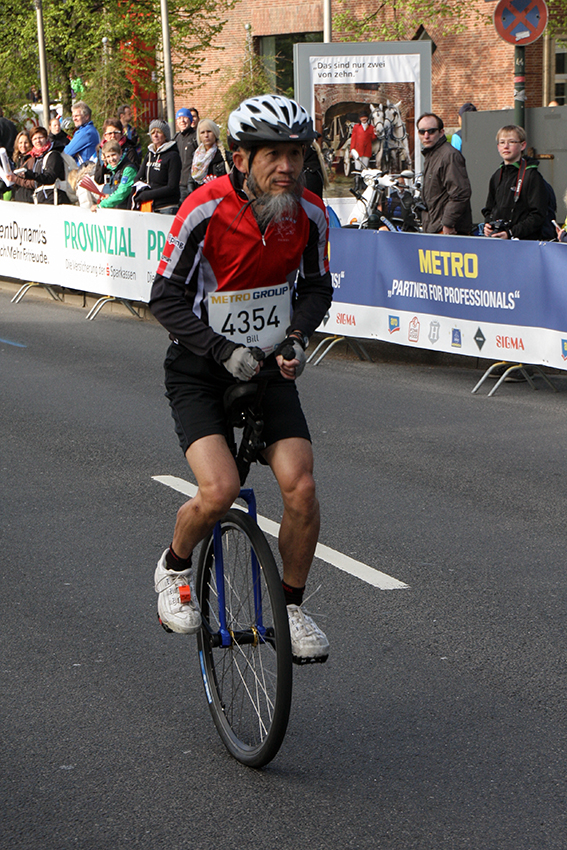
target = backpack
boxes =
[38,149,78,204]
[513,158,556,241]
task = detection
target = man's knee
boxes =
[199,477,240,516]
[282,469,318,515]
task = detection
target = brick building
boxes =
[174,0,563,131]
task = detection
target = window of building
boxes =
[257,32,323,96]
[555,41,567,105]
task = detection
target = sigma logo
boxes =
[496,335,524,350]
[331,271,344,289]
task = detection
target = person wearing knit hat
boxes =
[149,118,171,142]
[188,117,231,194]
[133,118,181,213]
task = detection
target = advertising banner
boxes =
[0,203,172,302]
[326,229,567,371]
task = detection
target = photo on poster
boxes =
[314,81,415,176]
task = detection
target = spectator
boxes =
[188,118,231,194]
[555,190,567,241]
[1,131,32,201]
[61,117,75,137]
[451,102,476,152]
[48,116,70,151]
[8,131,34,202]
[133,119,181,214]
[417,112,472,235]
[28,84,41,103]
[65,101,100,164]
[349,111,376,171]
[0,115,17,156]
[175,107,197,203]
[190,107,199,129]
[301,136,328,198]
[98,117,140,168]
[90,140,137,211]
[118,104,142,161]
[18,125,71,204]
[483,124,549,241]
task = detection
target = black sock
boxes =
[165,545,192,572]
[282,580,305,606]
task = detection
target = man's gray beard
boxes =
[247,171,305,229]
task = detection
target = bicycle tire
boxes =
[196,508,293,767]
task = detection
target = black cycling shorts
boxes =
[164,343,311,455]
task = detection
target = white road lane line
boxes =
[153,474,409,591]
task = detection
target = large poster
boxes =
[294,42,432,176]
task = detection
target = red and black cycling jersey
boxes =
[149,169,332,364]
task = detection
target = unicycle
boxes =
[196,372,293,768]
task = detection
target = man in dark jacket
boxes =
[483,125,548,240]
[175,108,197,203]
[417,112,472,235]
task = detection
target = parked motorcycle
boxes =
[346,153,424,231]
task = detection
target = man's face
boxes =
[417,118,442,149]
[360,116,368,127]
[190,110,199,128]
[235,142,304,197]
[122,106,132,124]
[497,133,526,164]
[177,114,190,132]
[72,109,86,128]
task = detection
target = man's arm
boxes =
[149,193,240,364]
[441,150,472,231]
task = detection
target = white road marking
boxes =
[153,474,409,590]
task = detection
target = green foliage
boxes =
[333,0,489,42]
[0,0,234,123]
[208,33,273,139]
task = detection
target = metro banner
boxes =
[326,229,567,371]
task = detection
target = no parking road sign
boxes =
[494,0,548,45]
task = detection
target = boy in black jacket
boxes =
[483,124,547,240]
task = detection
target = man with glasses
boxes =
[482,125,548,240]
[416,112,472,235]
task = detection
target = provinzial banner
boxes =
[0,203,171,302]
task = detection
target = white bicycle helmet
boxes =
[227,94,317,149]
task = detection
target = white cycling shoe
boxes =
[155,549,201,635]
[287,604,329,664]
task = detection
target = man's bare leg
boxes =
[262,437,320,588]
[263,436,328,660]
[155,434,240,634]
[172,434,241,559]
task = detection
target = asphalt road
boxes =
[2,287,567,849]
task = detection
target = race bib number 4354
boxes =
[208,284,290,353]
